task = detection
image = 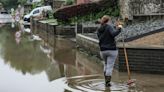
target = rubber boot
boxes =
[104,72,111,87]
[105,76,111,87]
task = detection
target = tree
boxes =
[65,0,75,5]
[17,0,27,5]
[0,0,18,9]
[0,3,3,10]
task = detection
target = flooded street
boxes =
[0,24,164,92]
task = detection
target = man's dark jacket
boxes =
[97,24,121,51]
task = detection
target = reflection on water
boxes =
[0,25,164,92]
[0,26,51,75]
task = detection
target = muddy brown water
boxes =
[0,24,164,92]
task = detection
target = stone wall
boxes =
[120,0,164,19]
[131,0,163,15]
[31,19,100,38]
[76,34,100,56]
[119,0,133,20]
[31,19,76,38]
[55,25,75,37]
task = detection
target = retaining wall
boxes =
[31,19,99,38]
[76,34,164,74]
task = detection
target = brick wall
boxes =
[118,47,164,74]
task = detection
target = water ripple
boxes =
[53,75,130,92]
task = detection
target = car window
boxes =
[33,9,40,14]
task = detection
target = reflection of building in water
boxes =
[44,37,103,81]
[2,27,51,75]
[76,53,102,75]
[45,61,65,81]
[37,28,103,81]
[40,43,51,54]
[44,37,76,81]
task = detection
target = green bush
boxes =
[47,10,54,19]
[56,0,120,24]
[70,7,120,23]
[65,0,75,5]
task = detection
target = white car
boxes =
[24,6,52,22]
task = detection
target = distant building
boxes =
[44,0,66,10]
[0,3,3,11]
[44,0,53,7]
[25,0,41,14]
[76,0,90,4]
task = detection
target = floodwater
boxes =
[0,24,164,92]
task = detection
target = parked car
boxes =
[0,10,8,14]
[24,6,52,22]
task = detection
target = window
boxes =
[33,9,40,14]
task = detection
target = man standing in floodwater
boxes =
[97,15,122,87]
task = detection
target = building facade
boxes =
[76,0,91,4]
[44,0,66,10]
[0,3,2,9]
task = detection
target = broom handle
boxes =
[122,28,131,80]
[123,43,131,80]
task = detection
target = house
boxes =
[44,0,66,10]
[44,0,53,6]
[0,3,3,12]
[76,0,91,4]
[24,0,42,14]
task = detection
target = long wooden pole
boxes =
[123,41,131,80]
[122,28,131,80]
